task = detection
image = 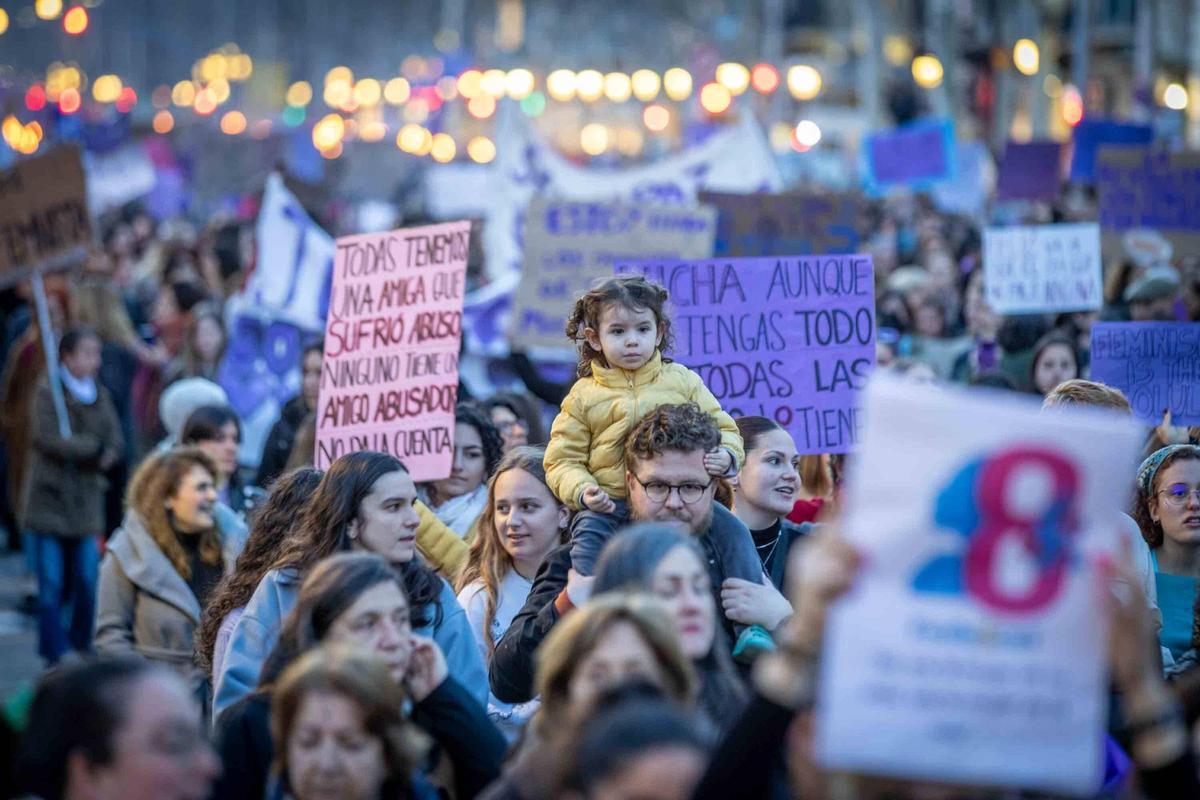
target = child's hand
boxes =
[704,448,733,476]
[582,485,616,514]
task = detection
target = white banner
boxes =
[485,103,781,280]
[220,174,334,466]
[983,222,1103,315]
[816,376,1141,795]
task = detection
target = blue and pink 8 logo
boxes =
[912,447,1081,614]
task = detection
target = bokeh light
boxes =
[699,82,732,114]
[643,103,670,132]
[629,70,659,102]
[62,6,87,35]
[546,69,576,102]
[751,63,780,93]
[286,81,313,107]
[604,72,632,102]
[1013,39,1039,76]
[220,110,247,135]
[385,77,411,105]
[467,136,496,164]
[787,65,822,99]
[911,55,944,88]
[715,63,750,96]
[430,133,456,163]
[663,68,692,101]
[576,70,604,102]
[152,110,174,134]
[580,123,608,155]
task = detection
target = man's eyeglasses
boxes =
[631,474,712,504]
[1159,485,1200,508]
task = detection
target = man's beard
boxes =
[646,502,713,536]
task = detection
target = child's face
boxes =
[586,303,661,371]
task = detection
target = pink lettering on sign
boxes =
[315,221,470,480]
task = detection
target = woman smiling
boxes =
[96,448,248,693]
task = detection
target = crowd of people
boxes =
[0,185,1198,800]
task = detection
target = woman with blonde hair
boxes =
[456,446,568,735]
[95,447,247,692]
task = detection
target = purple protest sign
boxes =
[616,255,876,453]
[1089,322,1200,426]
[864,119,954,191]
[996,141,1063,201]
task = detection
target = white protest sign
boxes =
[511,198,716,350]
[219,174,334,466]
[486,103,780,280]
[982,222,1102,314]
[84,144,157,216]
[315,220,470,481]
[816,375,1141,796]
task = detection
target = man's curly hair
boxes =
[624,403,721,468]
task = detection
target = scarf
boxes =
[60,368,97,405]
[434,483,488,537]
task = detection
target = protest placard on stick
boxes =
[697,190,864,257]
[617,254,876,454]
[509,197,716,350]
[315,220,470,480]
[816,375,1142,795]
[1089,322,1200,426]
[982,223,1102,314]
[0,145,91,288]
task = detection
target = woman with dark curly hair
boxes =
[1133,444,1200,664]
[422,403,504,539]
[195,467,322,684]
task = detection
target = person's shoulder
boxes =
[456,578,486,609]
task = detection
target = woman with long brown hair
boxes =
[455,446,568,736]
[213,451,487,720]
[95,447,248,692]
[195,467,322,683]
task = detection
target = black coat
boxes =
[255,395,308,489]
[489,504,750,705]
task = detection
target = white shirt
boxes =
[457,569,540,738]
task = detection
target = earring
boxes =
[348,528,357,540]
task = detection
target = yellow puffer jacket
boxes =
[545,353,743,510]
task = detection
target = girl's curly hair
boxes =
[565,275,674,377]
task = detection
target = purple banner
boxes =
[1069,119,1153,182]
[864,119,953,190]
[996,141,1063,201]
[1089,322,1200,426]
[616,255,877,454]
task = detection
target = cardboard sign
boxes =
[1069,119,1152,182]
[617,255,876,454]
[219,174,334,465]
[315,221,470,480]
[1089,322,1200,426]
[817,375,1142,795]
[863,118,954,190]
[982,223,1102,314]
[697,191,863,257]
[1096,146,1200,254]
[510,198,716,350]
[0,146,91,285]
[996,141,1063,202]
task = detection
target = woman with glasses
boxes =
[1133,444,1200,665]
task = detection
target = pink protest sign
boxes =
[315,220,470,480]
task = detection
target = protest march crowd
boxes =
[2,122,1200,800]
